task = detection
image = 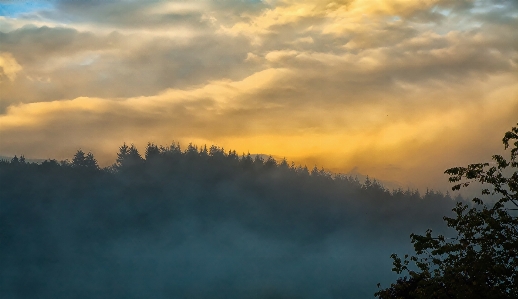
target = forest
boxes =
[0,142,461,299]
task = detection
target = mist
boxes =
[0,143,462,299]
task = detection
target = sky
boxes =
[0,0,517,192]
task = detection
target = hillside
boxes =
[0,143,460,299]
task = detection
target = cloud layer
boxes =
[0,0,517,191]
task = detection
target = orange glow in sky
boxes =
[0,0,517,191]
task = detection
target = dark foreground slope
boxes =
[0,144,460,299]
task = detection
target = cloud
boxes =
[0,52,21,81]
[0,0,517,191]
[1,62,516,192]
[0,25,257,112]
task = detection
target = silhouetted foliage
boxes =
[72,150,99,170]
[115,143,143,170]
[0,141,460,299]
[376,123,518,299]
[144,142,160,160]
[9,155,25,164]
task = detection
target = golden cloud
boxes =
[0,52,22,82]
[0,0,516,192]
